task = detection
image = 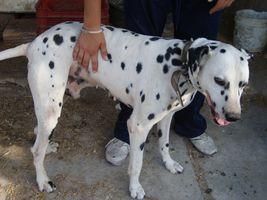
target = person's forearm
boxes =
[83,0,101,29]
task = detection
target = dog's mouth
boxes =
[205,92,230,126]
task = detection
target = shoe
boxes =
[105,138,130,166]
[189,133,217,155]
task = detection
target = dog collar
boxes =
[181,40,194,67]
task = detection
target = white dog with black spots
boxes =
[0,22,249,199]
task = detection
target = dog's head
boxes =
[186,38,250,126]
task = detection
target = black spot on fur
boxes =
[59,102,62,107]
[106,26,114,31]
[50,75,53,78]
[52,85,54,88]
[212,102,216,108]
[121,62,125,70]
[43,37,48,43]
[46,44,49,48]
[156,93,160,100]
[122,29,128,33]
[140,142,145,151]
[148,113,155,120]
[130,83,133,87]
[165,143,169,147]
[157,55,164,63]
[163,64,169,74]
[140,90,143,96]
[48,181,56,189]
[136,63,142,74]
[42,51,46,55]
[53,34,63,45]
[167,47,174,54]
[126,88,129,94]
[145,41,149,45]
[240,57,244,61]
[141,94,145,103]
[225,82,230,90]
[165,52,171,61]
[172,58,182,66]
[158,129,162,138]
[220,49,226,53]
[167,104,172,110]
[221,90,225,95]
[210,46,217,50]
[56,27,61,31]
[70,36,76,42]
[174,43,178,47]
[174,47,182,55]
[222,107,225,113]
[225,95,228,101]
[125,46,128,50]
[107,53,112,60]
[150,37,160,41]
[49,61,54,69]
[65,21,73,24]
[107,53,112,63]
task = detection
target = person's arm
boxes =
[73,0,108,72]
[209,0,234,14]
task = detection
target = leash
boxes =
[171,40,194,107]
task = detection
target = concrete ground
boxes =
[0,18,267,200]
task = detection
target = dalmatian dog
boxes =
[0,22,249,199]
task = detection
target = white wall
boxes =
[0,0,38,12]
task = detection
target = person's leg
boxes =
[106,0,171,165]
[172,0,221,155]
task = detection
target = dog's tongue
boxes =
[215,116,230,126]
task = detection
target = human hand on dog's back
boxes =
[73,0,108,72]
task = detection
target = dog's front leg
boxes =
[157,112,183,174]
[127,116,151,200]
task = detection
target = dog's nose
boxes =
[225,112,241,122]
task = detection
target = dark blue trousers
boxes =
[114,0,221,144]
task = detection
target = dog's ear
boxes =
[188,45,210,74]
[240,48,253,60]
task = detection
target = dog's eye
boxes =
[239,81,248,88]
[214,77,225,86]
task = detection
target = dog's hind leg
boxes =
[28,65,66,192]
[127,114,152,200]
[157,112,183,174]
[34,126,59,154]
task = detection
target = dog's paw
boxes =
[38,180,56,193]
[130,183,145,200]
[46,141,59,154]
[164,160,183,174]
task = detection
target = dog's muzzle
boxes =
[205,92,231,126]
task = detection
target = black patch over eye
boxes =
[214,77,225,86]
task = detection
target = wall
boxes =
[219,0,267,40]
[0,0,37,12]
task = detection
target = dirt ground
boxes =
[0,18,267,200]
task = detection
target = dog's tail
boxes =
[0,43,30,61]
